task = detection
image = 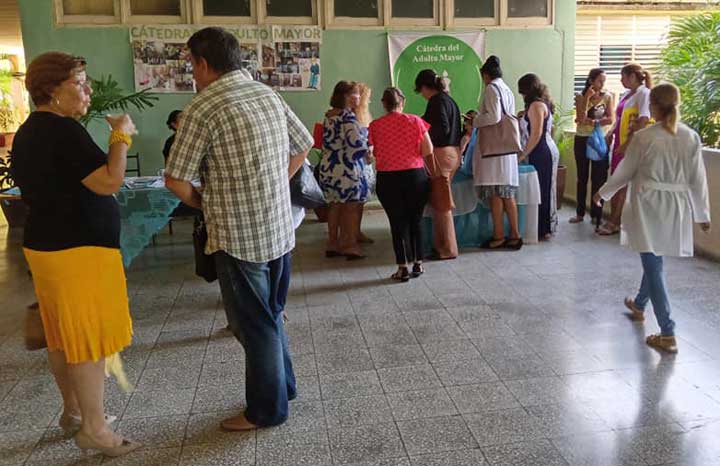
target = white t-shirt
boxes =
[621,84,651,120]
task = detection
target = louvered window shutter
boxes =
[575,14,672,100]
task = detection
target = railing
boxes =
[560,131,720,261]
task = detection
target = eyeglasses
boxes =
[73,56,87,66]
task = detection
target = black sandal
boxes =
[346,253,366,261]
[481,237,506,250]
[411,263,424,278]
[505,238,523,250]
[325,250,343,258]
[391,267,410,282]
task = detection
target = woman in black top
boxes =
[162,109,182,162]
[12,52,140,457]
[416,69,462,260]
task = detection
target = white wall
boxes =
[695,148,720,261]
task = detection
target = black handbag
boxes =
[193,215,217,283]
[290,163,326,209]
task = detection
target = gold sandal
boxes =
[623,297,645,322]
[597,223,620,236]
[645,334,678,353]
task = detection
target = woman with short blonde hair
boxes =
[595,83,710,353]
[12,52,139,456]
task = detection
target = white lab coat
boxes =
[472,78,519,187]
[598,123,710,257]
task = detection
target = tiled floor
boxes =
[2,207,720,465]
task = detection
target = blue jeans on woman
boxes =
[633,252,676,336]
[215,251,297,427]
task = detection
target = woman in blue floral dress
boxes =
[319,81,369,260]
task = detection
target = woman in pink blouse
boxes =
[369,87,434,282]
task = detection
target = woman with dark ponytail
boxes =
[594,83,710,354]
[518,73,559,241]
[416,69,462,260]
[598,63,652,235]
[572,68,614,228]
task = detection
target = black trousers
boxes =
[376,168,430,265]
[574,136,609,222]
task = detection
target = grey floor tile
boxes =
[526,402,611,437]
[482,439,570,466]
[329,423,405,465]
[341,457,411,466]
[484,354,555,381]
[464,408,546,447]
[320,370,383,400]
[0,429,44,466]
[256,429,332,466]
[551,431,647,466]
[115,415,188,449]
[362,325,418,347]
[100,447,181,466]
[377,365,443,393]
[197,361,245,387]
[410,449,488,466]
[295,375,322,402]
[447,383,520,414]
[473,335,535,359]
[24,428,97,464]
[135,365,201,391]
[316,348,374,375]
[387,388,457,421]
[191,385,245,414]
[504,377,574,407]
[184,411,250,446]
[433,358,499,386]
[124,388,195,419]
[267,400,326,436]
[370,345,429,369]
[421,339,481,363]
[324,395,393,428]
[397,415,477,456]
[179,434,255,466]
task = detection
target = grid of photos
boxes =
[131,29,322,93]
[257,42,321,91]
[132,40,195,93]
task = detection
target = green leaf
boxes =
[79,74,158,126]
[659,12,720,147]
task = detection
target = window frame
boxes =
[257,0,319,26]
[445,0,498,28]
[192,0,256,25]
[325,0,384,29]
[55,0,122,25]
[386,0,441,28]
[501,0,553,27]
[53,0,556,29]
[123,0,190,25]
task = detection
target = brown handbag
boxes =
[425,152,455,212]
[476,83,523,158]
[24,303,47,351]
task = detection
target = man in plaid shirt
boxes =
[165,27,313,431]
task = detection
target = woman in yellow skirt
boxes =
[12,52,139,457]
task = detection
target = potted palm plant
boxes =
[553,104,575,207]
[0,74,157,227]
[80,74,157,126]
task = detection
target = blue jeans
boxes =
[215,251,297,427]
[634,252,676,336]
